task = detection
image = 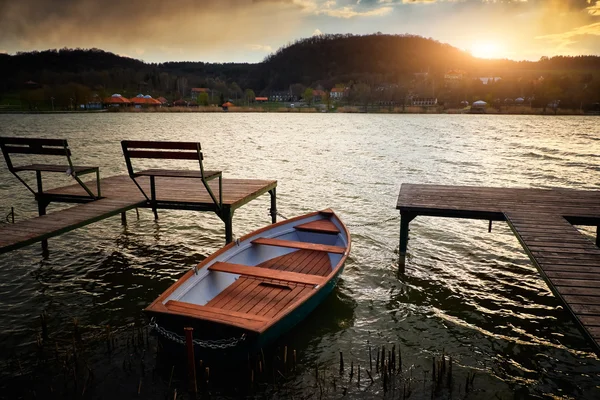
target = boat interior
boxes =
[152,213,349,332]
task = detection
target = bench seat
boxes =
[252,237,346,254]
[134,169,221,179]
[13,164,99,174]
[208,261,326,285]
[164,300,268,332]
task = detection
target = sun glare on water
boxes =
[470,41,502,59]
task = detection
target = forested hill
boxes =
[1,34,600,98]
[258,34,600,90]
[258,34,476,89]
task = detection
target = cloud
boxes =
[536,22,600,47]
[313,28,323,35]
[317,6,392,18]
[247,44,274,52]
[0,0,302,61]
[588,1,600,16]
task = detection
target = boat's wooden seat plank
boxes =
[209,262,326,285]
[248,283,296,316]
[164,300,267,332]
[304,251,333,276]
[294,219,340,234]
[220,279,264,312]
[252,237,345,254]
[265,285,314,319]
[257,249,332,276]
[207,277,257,309]
[261,248,312,273]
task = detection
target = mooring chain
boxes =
[270,209,399,227]
[345,215,400,227]
[148,319,245,349]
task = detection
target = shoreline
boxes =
[0,106,597,116]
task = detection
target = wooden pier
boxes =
[0,174,277,255]
[396,183,600,354]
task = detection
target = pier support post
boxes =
[398,212,416,274]
[36,195,49,254]
[597,225,599,247]
[150,176,158,220]
[269,188,277,224]
[223,207,234,244]
[121,212,127,226]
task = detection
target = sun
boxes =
[470,41,501,59]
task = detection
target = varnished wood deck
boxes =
[206,249,331,321]
[0,198,140,253]
[0,174,277,254]
[45,175,277,210]
[397,183,600,354]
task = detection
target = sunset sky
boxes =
[1,0,599,63]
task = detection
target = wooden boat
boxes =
[146,209,351,352]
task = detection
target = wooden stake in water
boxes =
[369,343,372,371]
[184,328,197,394]
[339,351,344,375]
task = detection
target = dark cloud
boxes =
[0,0,305,60]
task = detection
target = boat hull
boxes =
[146,209,351,356]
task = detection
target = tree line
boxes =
[1,35,599,110]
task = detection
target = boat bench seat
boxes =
[252,237,345,254]
[165,300,268,332]
[294,219,340,234]
[208,261,326,286]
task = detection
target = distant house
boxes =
[86,94,102,110]
[269,91,293,102]
[312,90,325,102]
[411,97,438,106]
[444,70,466,88]
[191,88,210,100]
[255,97,268,103]
[477,77,502,85]
[330,87,348,99]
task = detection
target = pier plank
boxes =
[1,173,277,254]
[397,183,600,355]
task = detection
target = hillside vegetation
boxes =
[1,34,599,110]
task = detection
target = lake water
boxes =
[0,113,599,399]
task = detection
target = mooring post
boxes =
[121,212,127,226]
[269,188,277,224]
[398,212,415,274]
[184,327,197,395]
[596,225,599,247]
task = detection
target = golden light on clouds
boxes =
[0,0,598,62]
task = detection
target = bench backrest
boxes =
[0,137,71,171]
[121,140,203,176]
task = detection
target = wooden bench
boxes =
[121,140,222,218]
[0,137,101,201]
[208,261,326,285]
[251,237,346,254]
[164,300,268,332]
[294,219,340,234]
